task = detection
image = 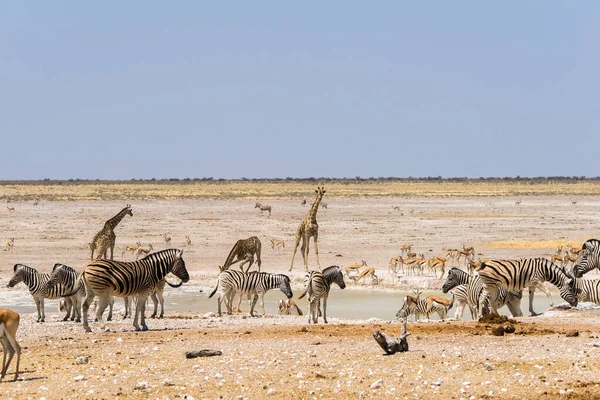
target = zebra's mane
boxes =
[53,263,75,272]
[14,264,40,274]
[138,248,181,261]
[322,265,341,275]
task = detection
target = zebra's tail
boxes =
[298,288,308,300]
[208,279,220,299]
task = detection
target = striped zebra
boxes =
[298,265,346,324]
[476,258,578,317]
[208,270,293,317]
[45,264,86,322]
[573,239,600,278]
[80,249,189,332]
[395,293,452,323]
[7,264,75,322]
[569,277,600,305]
[441,267,523,320]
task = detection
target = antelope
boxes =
[0,308,21,381]
[428,256,447,279]
[572,201,577,206]
[184,235,192,247]
[278,299,303,316]
[121,241,141,259]
[5,238,14,251]
[550,253,564,266]
[163,233,171,248]
[135,243,154,260]
[455,249,472,266]
[392,205,400,211]
[399,243,412,255]
[515,200,522,206]
[345,260,367,279]
[562,253,578,268]
[6,206,15,213]
[33,200,39,207]
[388,257,401,276]
[353,267,379,285]
[321,202,328,210]
[269,238,285,253]
[462,245,475,255]
[467,259,482,276]
[425,295,454,320]
[567,244,583,256]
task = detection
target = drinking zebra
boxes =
[441,267,523,320]
[476,258,578,317]
[298,265,346,324]
[45,264,86,322]
[573,239,600,278]
[208,270,293,317]
[396,292,452,323]
[569,277,600,305]
[7,264,76,322]
[80,249,189,332]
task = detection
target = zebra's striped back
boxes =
[477,258,578,307]
[210,270,293,298]
[83,249,189,297]
[8,264,68,299]
[573,239,600,278]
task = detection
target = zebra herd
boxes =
[397,240,600,323]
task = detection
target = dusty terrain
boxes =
[1,181,600,398]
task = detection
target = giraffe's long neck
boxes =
[307,192,324,220]
[104,207,130,231]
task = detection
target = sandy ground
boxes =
[1,195,600,398]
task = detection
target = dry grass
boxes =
[480,237,599,250]
[1,179,600,201]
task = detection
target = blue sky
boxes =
[2,2,599,179]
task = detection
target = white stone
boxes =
[215,373,224,379]
[267,388,276,396]
[135,381,150,389]
[74,375,85,382]
[370,379,383,389]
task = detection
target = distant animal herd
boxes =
[1,189,598,381]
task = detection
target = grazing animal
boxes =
[442,267,523,320]
[428,256,447,279]
[122,241,141,259]
[7,264,75,322]
[476,258,578,316]
[301,199,307,206]
[425,295,454,319]
[220,236,262,273]
[255,203,272,216]
[45,263,86,322]
[5,238,14,251]
[515,200,521,206]
[573,239,600,278]
[399,243,412,256]
[163,233,172,248]
[135,243,154,260]
[345,260,367,279]
[208,270,293,317]
[80,249,189,332]
[392,205,400,211]
[184,235,192,247]
[0,308,21,381]
[90,205,133,260]
[298,266,346,324]
[396,291,449,322]
[353,267,379,285]
[572,201,577,206]
[269,238,285,253]
[278,299,303,316]
[388,257,402,280]
[290,187,326,272]
[320,202,328,210]
[6,206,15,213]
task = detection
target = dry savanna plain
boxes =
[1,180,600,399]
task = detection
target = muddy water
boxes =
[1,282,569,322]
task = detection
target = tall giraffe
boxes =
[90,205,133,260]
[289,187,326,272]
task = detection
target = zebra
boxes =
[255,203,272,216]
[476,258,578,317]
[568,277,600,305]
[208,270,293,317]
[7,264,76,322]
[395,292,452,323]
[573,239,600,278]
[298,265,346,324]
[80,249,189,332]
[441,267,523,320]
[45,263,86,322]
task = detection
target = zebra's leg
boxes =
[122,296,129,319]
[150,293,159,318]
[62,297,71,321]
[73,294,82,323]
[249,294,259,317]
[95,295,111,330]
[528,287,539,316]
[322,293,329,324]
[313,233,321,268]
[82,278,95,333]
[134,294,149,331]
[39,297,46,323]
[105,296,114,321]
[158,289,165,318]
[259,292,266,316]
[536,282,554,309]
[303,235,310,271]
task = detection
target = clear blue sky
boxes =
[2,2,599,179]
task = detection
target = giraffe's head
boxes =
[125,204,133,217]
[315,187,326,196]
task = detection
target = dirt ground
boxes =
[1,188,600,398]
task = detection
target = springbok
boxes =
[5,238,14,251]
[0,308,21,381]
[345,260,367,279]
[353,267,379,285]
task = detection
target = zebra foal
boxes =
[396,292,452,323]
[80,249,189,332]
[298,265,346,324]
[208,270,293,317]
[7,264,75,322]
[476,258,577,317]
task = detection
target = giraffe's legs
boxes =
[289,232,303,272]
[313,233,321,267]
[302,234,310,271]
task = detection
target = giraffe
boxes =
[90,205,133,260]
[289,186,326,272]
